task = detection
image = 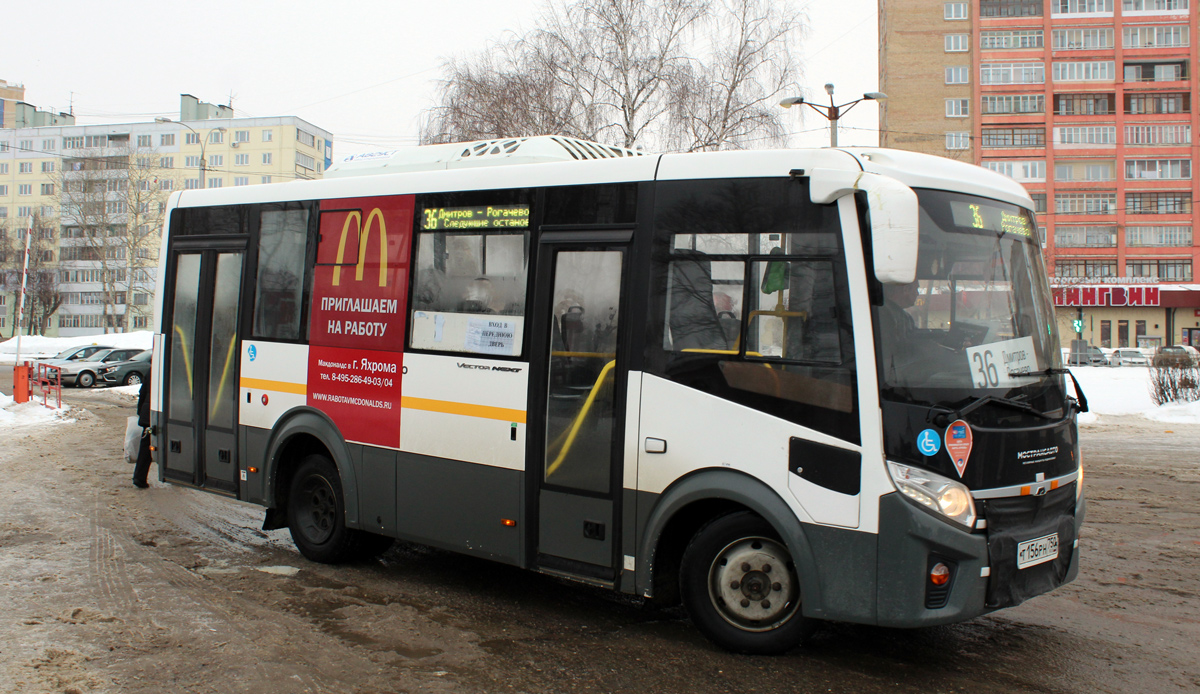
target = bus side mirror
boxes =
[807,169,919,284]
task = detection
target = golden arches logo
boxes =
[332,208,388,287]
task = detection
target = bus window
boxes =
[253,206,310,340]
[410,202,531,356]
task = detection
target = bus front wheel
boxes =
[287,453,363,564]
[680,512,815,654]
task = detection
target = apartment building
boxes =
[0,94,333,337]
[880,0,1200,349]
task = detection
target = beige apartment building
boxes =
[1,93,333,337]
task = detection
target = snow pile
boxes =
[1068,365,1200,424]
[0,331,153,364]
[0,390,73,428]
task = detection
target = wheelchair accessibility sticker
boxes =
[917,429,941,457]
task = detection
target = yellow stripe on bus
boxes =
[240,377,308,395]
[401,396,527,423]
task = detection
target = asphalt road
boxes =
[0,382,1197,693]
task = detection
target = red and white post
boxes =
[12,216,33,403]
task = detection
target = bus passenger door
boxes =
[162,248,245,493]
[530,237,629,579]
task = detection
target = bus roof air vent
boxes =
[326,136,644,178]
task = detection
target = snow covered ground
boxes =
[0,390,73,428]
[0,331,153,364]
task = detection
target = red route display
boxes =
[307,195,413,448]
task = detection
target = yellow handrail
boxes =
[545,359,616,477]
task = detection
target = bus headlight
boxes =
[887,461,977,529]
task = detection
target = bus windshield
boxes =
[876,189,1064,411]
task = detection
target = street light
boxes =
[155,117,226,189]
[779,84,887,148]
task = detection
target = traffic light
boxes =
[1072,319,1085,333]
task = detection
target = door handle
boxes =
[644,438,667,454]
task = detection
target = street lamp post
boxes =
[155,117,226,189]
[779,83,887,148]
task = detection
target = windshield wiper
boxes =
[1019,367,1089,414]
[930,394,1055,426]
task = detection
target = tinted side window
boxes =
[648,178,859,443]
[175,206,249,235]
[253,204,311,340]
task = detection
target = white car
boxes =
[1111,348,1149,366]
[57,348,146,387]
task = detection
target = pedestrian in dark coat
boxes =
[132,375,153,488]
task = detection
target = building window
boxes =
[0,163,6,174]
[1126,92,1188,114]
[208,154,224,167]
[1125,159,1191,179]
[945,66,970,84]
[1052,28,1114,50]
[185,155,201,168]
[980,0,1044,17]
[981,62,1045,84]
[40,183,55,196]
[296,129,316,147]
[235,153,249,166]
[1053,61,1116,81]
[982,94,1046,115]
[945,34,970,52]
[261,176,273,184]
[185,179,201,190]
[1056,192,1117,214]
[137,135,152,147]
[85,135,107,148]
[1122,0,1189,11]
[18,184,32,196]
[42,139,56,151]
[262,130,273,142]
[161,133,176,146]
[19,139,33,151]
[945,2,969,19]
[63,136,83,149]
[160,156,174,168]
[1126,259,1191,280]
[981,29,1043,49]
[208,178,223,188]
[1124,62,1186,82]
[160,179,175,191]
[982,160,1046,181]
[1127,225,1192,246]
[208,130,224,144]
[262,152,273,165]
[1030,193,1047,213]
[1055,226,1117,247]
[946,132,971,150]
[185,132,200,145]
[234,130,250,143]
[1053,0,1113,12]
[945,98,970,117]
[0,186,7,196]
[1124,25,1188,48]
[41,161,55,173]
[1125,124,1190,145]
[296,152,316,170]
[1055,259,1117,278]
[1126,191,1191,214]
[234,176,249,186]
[981,127,1046,147]
[1055,93,1113,115]
[1054,125,1117,144]
[19,162,33,174]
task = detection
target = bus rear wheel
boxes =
[287,454,365,564]
[680,512,815,654]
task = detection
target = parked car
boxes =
[1111,348,1149,366]
[37,344,114,367]
[1153,345,1199,368]
[58,348,146,387]
[1067,344,1108,366]
[98,349,152,386]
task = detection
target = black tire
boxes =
[124,371,143,386]
[680,512,816,654]
[287,454,366,563]
[77,371,95,388]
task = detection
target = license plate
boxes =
[1016,533,1059,570]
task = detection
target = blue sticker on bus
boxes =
[248,345,257,362]
[917,429,941,457]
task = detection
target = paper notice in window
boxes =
[465,317,518,356]
[965,336,1038,389]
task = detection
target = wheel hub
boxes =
[708,537,799,631]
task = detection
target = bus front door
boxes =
[162,248,245,493]
[530,239,629,579]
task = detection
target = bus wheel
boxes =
[287,454,360,563]
[680,512,814,654]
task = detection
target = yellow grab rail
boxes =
[545,359,616,477]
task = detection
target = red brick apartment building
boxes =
[880,0,1200,349]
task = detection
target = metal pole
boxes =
[14,215,32,366]
[829,107,839,148]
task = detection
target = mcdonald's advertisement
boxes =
[307,195,413,448]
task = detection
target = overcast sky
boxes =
[4,0,879,156]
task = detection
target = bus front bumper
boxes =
[874,489,1084,628]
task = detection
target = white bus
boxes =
[150,137,1084,653]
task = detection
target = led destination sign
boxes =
[950,201,1033,238]
[421,205,531,230]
